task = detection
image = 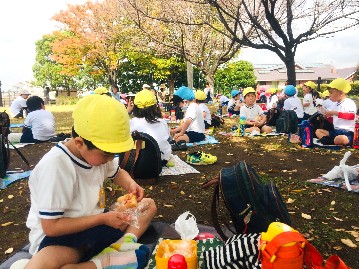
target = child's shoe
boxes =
[186,152,217,165]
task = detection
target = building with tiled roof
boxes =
[254,63,356,89]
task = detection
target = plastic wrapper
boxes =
[323,151,358,191]
[161,240,196,258]
[175,211,199,240]
[110,198,148,229]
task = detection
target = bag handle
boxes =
[260,231,306,261]
[304,242,350,269]
[7,140,30,167]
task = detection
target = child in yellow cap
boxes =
[131,89,174,167]
[24,94,157,269]
[302,81,318,119]
[316,78,357,145]
[195,90,212,129]
[240,87,272,134]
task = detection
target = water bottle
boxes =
[217,104,222,116]
[239,116,246,136]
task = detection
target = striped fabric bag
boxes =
[203,233,261,269]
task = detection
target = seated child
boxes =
[130,90,174,167]
[170,86,205,143]
[268,88,279,109]
[302,81,318,120]
[240,87,272,134]
[227,90,242,116]
[23,94,157,268]
[195,90,212,129]
[219,94,230,106]
[315,78,357,145]
[20,96,55,143]
[283,85,304,123]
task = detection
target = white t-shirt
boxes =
[184,103,205,133]
[24,109,55,141]
[240,104,264,121]
[322,99,337,111]
[130,117,172,161]
[303,93,317,115]
[10,96,27,117]
[204,87,214,101]
[283,96,304,118]
[26,142,120,255]
[219,95,230,105]
[268,95,278,108]
[333,98,357,132]
[198,103,211,125]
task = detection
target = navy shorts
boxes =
[38,224,124,262]
[329,129,354,145]
[227,109,240,115]
[185,131,205,143]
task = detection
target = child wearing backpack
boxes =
[283,85,304,123]
[227,90,242,116]
[195,90,212,129]
[240,87,272,134]
[130,89,174,167]
[170,86,205,143]
[20,96,55,143]
[315,78,357,146]
[302,81,318,120]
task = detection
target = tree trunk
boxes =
[187,61,193,89]
[205,74,215,91]
[284,52,296,86]
[168,79,175,95]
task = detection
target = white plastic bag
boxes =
[175,211,199,240]
[323,151,358,191]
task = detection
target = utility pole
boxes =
[0,80,3,107]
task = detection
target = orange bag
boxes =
[260,231,306,269]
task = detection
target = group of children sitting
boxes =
[220,78,357,146]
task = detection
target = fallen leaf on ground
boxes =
[341,239,357,248]
[8,195,14,199]
[287,198,295,203]
[1,222,14,227]
[5,248,13,254]
[333,216,343,221]
[164,204,174,208]
[330,200,336,205]
[301,213,312,219]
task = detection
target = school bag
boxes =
[266,108,281,126]
[210,114,224,128]
[275,110,298,134]
[118,131,162,185]
[0,111,30,178]
[202,161,291,240]
[298,120,313,148]
[351,122,359,149]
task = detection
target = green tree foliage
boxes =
[214,60,256,95]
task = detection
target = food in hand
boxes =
[117,193,138,209]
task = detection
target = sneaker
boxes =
[186,152,217,165]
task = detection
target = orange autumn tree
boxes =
[52,0,139,87]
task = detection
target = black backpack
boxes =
[275,110,298,133]
[0,111,10,178]
[266,108,281,126]
[202,161,291,240]
[210,114,225,128]
[118,131,162,185]
[0,111,30,178]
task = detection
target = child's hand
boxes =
[324,110,338,117]
[104,211,131,231]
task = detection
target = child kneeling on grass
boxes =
[315,78,357,146]
[22,94,157,269]
[240,87,272,134]
[170,86,205,143]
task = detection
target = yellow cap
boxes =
[195,90,206,101]
[303,81,316,90]
[269,88,277,94]
[321,90,330,98]
[261,222,297,246]
[243,87,256,97]
[134,89,157,108]
[94,87,110,95]
[73,95,134,153]
[328,78,351,93]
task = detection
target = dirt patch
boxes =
[0,116,358,267]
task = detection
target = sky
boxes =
[0,1,358,91]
